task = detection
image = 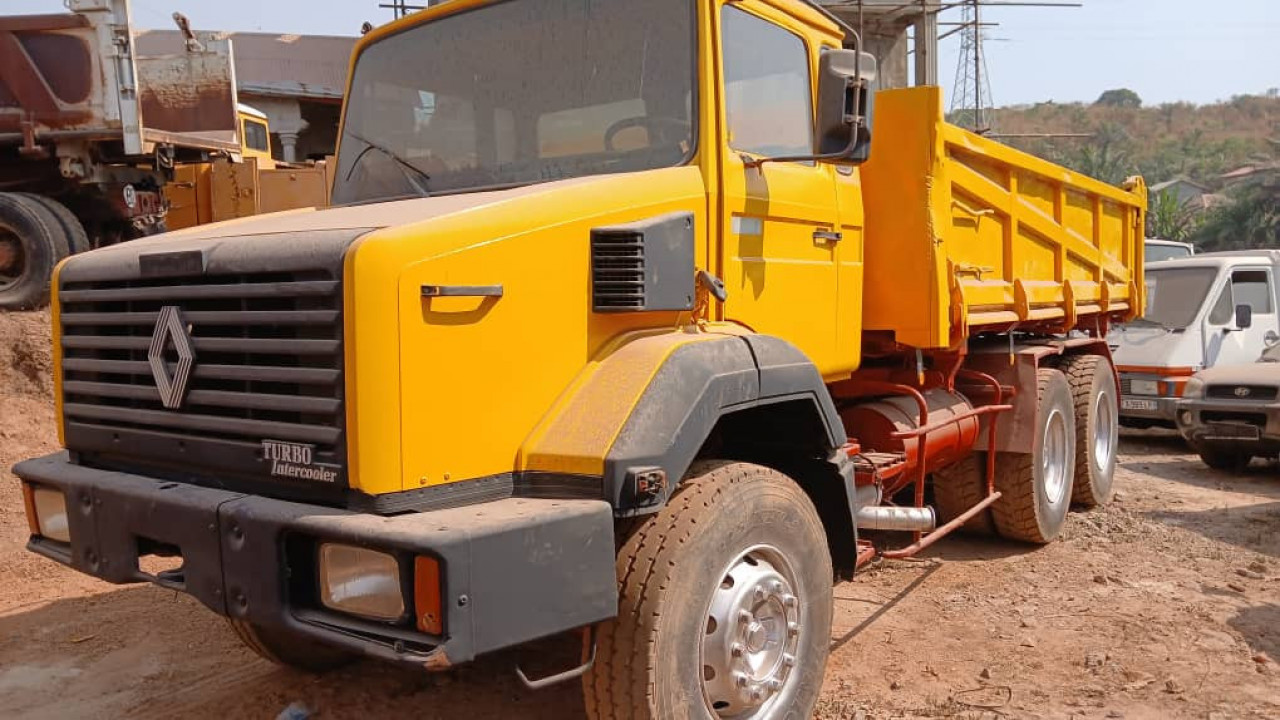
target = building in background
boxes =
[135,30,357,163]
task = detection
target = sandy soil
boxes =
[1,310,1277,719]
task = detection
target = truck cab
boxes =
[1113,250,1280,427]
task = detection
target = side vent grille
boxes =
[590,212,695,313]
[591,232,646,310]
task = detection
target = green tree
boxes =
[1095,88,1142,108]
[1146,189,1199,241]
[1192,184,1279,251]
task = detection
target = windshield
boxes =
[332,0,696,205]
[1145,243,1192,263]
[1141,267,1220,329]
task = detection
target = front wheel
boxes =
[228,619,356,673]
[1197,447,1252,474]
[584,461,832,720]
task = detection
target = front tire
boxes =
[584,461,832,720]
[991,369,1076,544]
[1197,447,1252,474]
[1060,355,1118,508]
[228,619,356,673]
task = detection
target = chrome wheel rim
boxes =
[1042,406,1069,506]
[700,545,802,718]
[1093,388,1117,472]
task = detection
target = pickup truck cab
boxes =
[1112,250,1280,427]
[1177,343,1280,471]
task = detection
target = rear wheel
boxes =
[228,619,356,673]
[1197,447,1252,474]
[19,194,90,255]
[584,461,832,720]
[991,369,1076,544]
[0,193,67,309]
[1060,355,1118,508]
[932,454,995,535]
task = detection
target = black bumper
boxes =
[14,453,618,668]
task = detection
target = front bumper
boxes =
[1119,394,1179,422]
[14,453,618,668]
[1175,399,1280,451]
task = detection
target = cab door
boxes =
[1205,266,1279,366]
[717,2,841,374]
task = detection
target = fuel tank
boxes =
[840,388,979,495]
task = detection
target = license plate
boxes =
[1130,379,1160,396]
[1203,424,1261,441]
[1121,397,1159,411]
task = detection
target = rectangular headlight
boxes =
[1131,379,1159,396]
[319,544,404,621]
[31,487,70,543]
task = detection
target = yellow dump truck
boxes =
[15,0,1144,717]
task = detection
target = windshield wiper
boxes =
[342,130,432,197]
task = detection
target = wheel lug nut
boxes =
[782,594,798,608]
[771,581,784,594]
[733,672,749,688]
[753,586,766,602]
[783,653,796,668]
[750,686,765,701]
[731,642,745,658]
[737,610,752,625]
[767,679,783,691]
[788,621,800,637]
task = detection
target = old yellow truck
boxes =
[15,0,1145,717]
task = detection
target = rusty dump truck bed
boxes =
[0,9,238,154]
[860,87,1147,350]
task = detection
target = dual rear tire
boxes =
[935,357,1118,544]
[0,193,87,310]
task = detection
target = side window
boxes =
[243,120,269,152]
[1208,286,1233,325]
[1232,270,1273,314]
[721,6,812,158]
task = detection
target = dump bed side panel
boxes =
[862,87,1146,349]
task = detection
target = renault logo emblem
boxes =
[1234,386,1251,398]
[149,306,196,409]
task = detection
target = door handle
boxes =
[421,284,504,298]
[813,230,842,243]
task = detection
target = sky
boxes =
[7,0,1278,107]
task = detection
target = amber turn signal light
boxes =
[414,555,443,635]
[21,483,39,537]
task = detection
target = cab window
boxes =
[243,119,269,152]
[1232,270,1273,314]
[721,6,812,158]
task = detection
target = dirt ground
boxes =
[1,310,1277,719]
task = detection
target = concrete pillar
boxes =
[914,9,938,86]
[864,28,910,91]
[245,97,309,162]
[277,132,300,163]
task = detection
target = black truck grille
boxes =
[58,270,348,495]
[1206,385,1278,401]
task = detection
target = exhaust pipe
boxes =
[856,505,936,532]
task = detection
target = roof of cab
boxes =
[1148,249,1280,270]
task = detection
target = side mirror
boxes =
[816,49,877,165]
[1236,304,1253,330]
